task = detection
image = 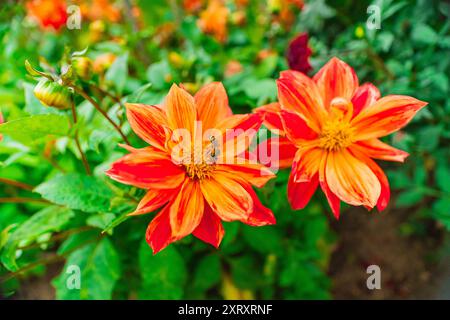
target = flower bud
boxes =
[34,79,72,110]
[72,57,93,80]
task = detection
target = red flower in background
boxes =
[26,0,67,31]
[0,110,4,141]
[106,83,275,254]
[287,33,312,74]
[258,57,427,218]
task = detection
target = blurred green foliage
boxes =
[0,0,449,299]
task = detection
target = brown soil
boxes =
[329,205,445,299]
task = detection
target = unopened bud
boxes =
[34,79,72,110]
[72,57,92,80]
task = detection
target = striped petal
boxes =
[105,146,186,189]
[325,149,381,208]
[145,205,174,254]
[291,147,323,183]
[200,172,253,221]
[351,95,428,140]
[165,84,197,134]
[128,188,179,216]
[241,183,276,226]
[254,102,285,135]
[215,160,275,188]
[277,70,325,132]
[313,57,359,108]
[169,179,204,238]
[193,205,224,248]
[319,153,341,219]
[351,83,380,117]
[195,82,232,129]
[280,110,318,144]
[126,103,169,151]
[288,172,319,210]
[351,138,409,162]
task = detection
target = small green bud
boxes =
[34,79,72,110]
[72,57,93,80]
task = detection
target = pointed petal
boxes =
[351,138,409,162]
[288,172,319,210]
[318,153,341,218]
[195,82,232,129]
[280,110,318,144]
[125,103,169,151]
[215,161,275,188]
[200,172,253,221]
[325,149,381,208]
[351,83,380,117]
[277,70,325,132]
[259,136,298,169]
[165,84,197,133]
[313,57,359,107]
[350,148,390,211]
[105,146,186,189]
[351,95,428,140]
[291,147,323,182]
[193,205,224,248]
[241,183,276,226]
[145,206,174,254]
[169,180,204,238]
[128,188,179,216]
[254,102,285,135]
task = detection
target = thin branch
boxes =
[0,197,49,204]
[70,99,91,175]
[71,85,130,145]
[0,178,34,191]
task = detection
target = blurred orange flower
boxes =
[78,0,121,23]
[258,57,427,218]
[26,0,67,31]
[93,53,116,73]
[198,0,229,43]
[183,0,204,13]
[106,83,275,253]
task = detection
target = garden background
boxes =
[0,0,449,299]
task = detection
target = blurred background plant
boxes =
[0,0,449,299]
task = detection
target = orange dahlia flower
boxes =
[257,57,427,218]
[198,0,229,43]
[106,83,275,253]
[26,0,68,31]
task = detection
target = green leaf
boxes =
[242,225,282,254]
[432,198,450,230]
[87,213,116,234]
[436,165,450,193]
[138,241,187,299]
[193,254,221,292]
[0,114,69,145]
[412,23,438,45]
[105,53,128,94]
[1,206,74,271]
[146,60,170,90]
[53,238,121,299]
[396,189,425,207]
[35,173,114,213]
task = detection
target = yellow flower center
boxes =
[319,120,355,151]
[185,162,214,180]
[182,137,219,180]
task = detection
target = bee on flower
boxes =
[257,57,427,218]
[106,83,276,253]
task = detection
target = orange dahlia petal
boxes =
[145,205,174,254]
[165,84,197,134]
[215,160,275,188]
[351,138,409,162]
[254,102,285,135]
[280,110,318,144]
[105,146,185,189]
[318,153,341,219]
[288,172,319,210]
[126,103,169,151]
[350,149,391,212]
[200,172,253,221]
[277,70,325,132]
[195,82,232,129]
[241,183,276,226]
[169,179,204,238]
[291,147,323,182]
[128,188,179,216]
[313,57,359,108]
[192,205,224,248]
[259,136,298,169]
[351,83,380,117]
[325,149,381,208]
[351,95,428,140]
